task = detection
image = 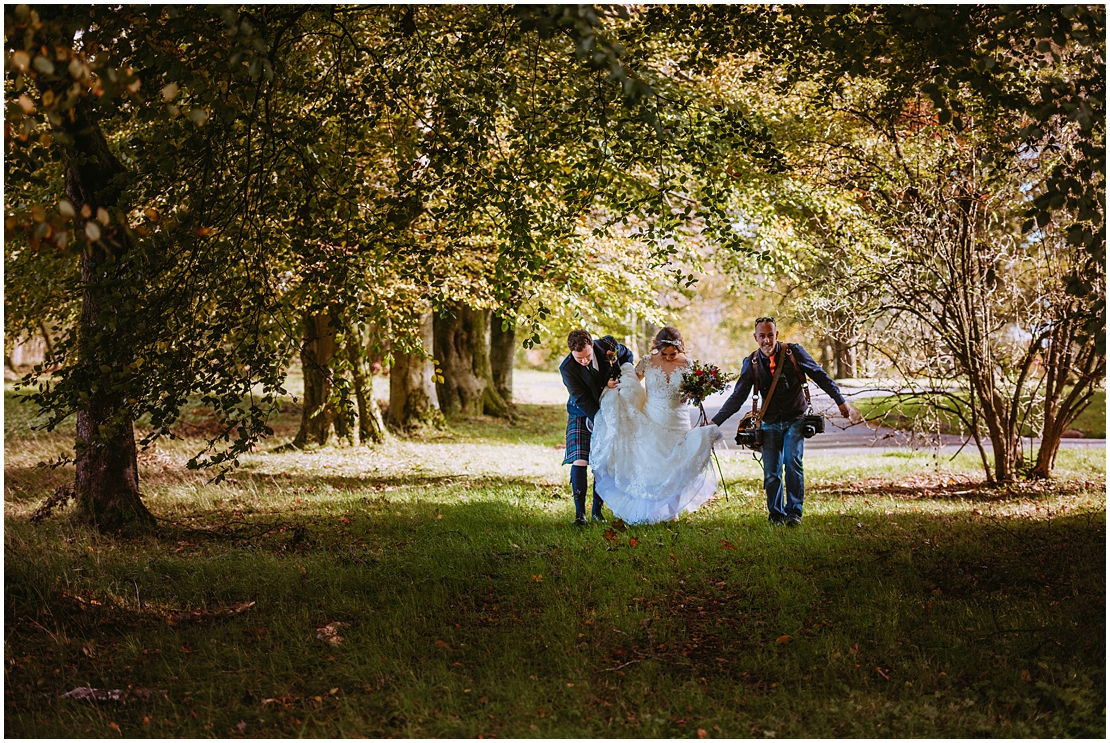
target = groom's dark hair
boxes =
[567,329,592,352]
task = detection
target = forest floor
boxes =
[4,375,1106,738]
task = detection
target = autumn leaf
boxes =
[697,729,709,739]
[435,640,452,649]
[719,539,738,550]
[316,622,347,645]
[109,722,121,734]
[1021,669,1032,682]
[875,666,891,680]
[603,528,617,542]
[531,574,543,582]
[612,519,628,532]
[628,537,639,547]
[776,635,791,644]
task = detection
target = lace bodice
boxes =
[640,360,692,431]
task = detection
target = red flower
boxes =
[695,369,704,376]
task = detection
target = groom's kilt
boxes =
[562,414,591,464]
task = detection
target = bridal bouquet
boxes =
[680,360,736,502]
[679,361,734,406]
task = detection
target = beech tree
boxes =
[6,5,780,531]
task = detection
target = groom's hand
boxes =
[606,378,619,389]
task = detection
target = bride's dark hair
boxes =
[652,326,684,354]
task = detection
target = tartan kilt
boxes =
[562,414,592,464]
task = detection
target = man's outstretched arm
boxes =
[710,356,754,427]
[793,344,852,418]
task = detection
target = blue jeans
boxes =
[761,416,805,521]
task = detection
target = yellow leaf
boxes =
[776,635,791,644]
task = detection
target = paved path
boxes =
[697,380,1104,457]
[513,369,1104,456]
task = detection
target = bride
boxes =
[591,326,724,524]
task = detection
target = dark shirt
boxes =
[711,342,845,426]
[560,336,634,422]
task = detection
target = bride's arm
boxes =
[634,357,647,380]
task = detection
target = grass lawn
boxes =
[4,375,1106,738]
[855,389,1106,439]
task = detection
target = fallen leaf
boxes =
[236,720,247,733]
[168,600,256,625]
[603,529,617,542]
[628,537,639,547]
[435,640,452,649]
[720,540,738,550]
[531,574,543,582]
[108,722,121,734]
[776,635,791,644]
[316,622,346,645]
[698,729,709,739]
[612,519,628,532]
[875,666,891,680]
[1021,669,1032,682]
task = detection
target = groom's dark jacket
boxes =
[712,342,845,426]
[560,336,634,423]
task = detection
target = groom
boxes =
[559,329,634,525]
[711,317,852,526]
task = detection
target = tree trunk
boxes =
[388,313,444,431]
[433,305,510,418]
[819,337,834,376]
[1030,320,1102,479]
[293,311,338,448]
[346,324,387,445]
[64,102,155,534]
[833,338,855,379]
[490,314,516,404]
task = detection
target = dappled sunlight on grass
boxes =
[4,378,1105,737]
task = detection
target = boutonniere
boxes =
[605,348,622,381]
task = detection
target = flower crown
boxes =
[651,338,683,354]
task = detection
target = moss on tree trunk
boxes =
[434,305,509,418]
[490,314,515,404]
[293,311,338,448]
[64,98,155,535]
[388,313,444,431]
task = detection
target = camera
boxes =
[802,414,825,439]
[734,427,763,449]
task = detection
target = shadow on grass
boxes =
[5,493,1105,737]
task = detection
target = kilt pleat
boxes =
[563,415,591,464]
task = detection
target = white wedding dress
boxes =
[591,359,724,524]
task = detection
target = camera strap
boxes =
[753,343,788,427]
[786,344,812,409]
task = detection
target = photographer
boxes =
[710,317,853,527]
